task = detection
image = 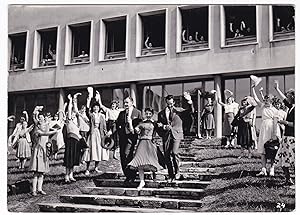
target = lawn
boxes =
[7,139,295,212]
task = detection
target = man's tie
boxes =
[168,107,173,124]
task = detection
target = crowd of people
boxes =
[7,78,295,195]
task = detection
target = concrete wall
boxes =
[8,5,295,92]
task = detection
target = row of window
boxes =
[8,72,295,136]
[9,5,295,71]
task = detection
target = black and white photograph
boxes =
[3,0,298,212]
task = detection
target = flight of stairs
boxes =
[38,137,221,212]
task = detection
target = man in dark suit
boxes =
[116,96,142,183]
[157,93,194,182]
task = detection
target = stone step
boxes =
[38,202,194,212]
[180,144,223,149]
[81,186,206,200]
[93,179,211,189]
[59,194,203,210]
[181,161,216,167]
[97,170,216,181]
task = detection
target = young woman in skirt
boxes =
[63,93,83,183]
[252,85,280,177]
[29,106,58,196]
[128,108,164,190]
[82,89,108,175]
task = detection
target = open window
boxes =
[8,32,27,71]
[65,21,92,64]
[178,6,209,52]
[222,6,257,46]
[136,9,167,57]
[33,27,58,68]
[100,16,127,61]
[270,6,295,41]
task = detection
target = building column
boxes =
[58,88,65,111]
[214,75,222,138]
[130,83,137,107]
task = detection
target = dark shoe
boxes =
[37,190,47,195]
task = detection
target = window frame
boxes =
[64,20,93,66]
[8,30,29,72]
[269,5,295,42]
[220,5,259,48]
[136,8,168,58]
[176,5,211,53]
[99,14,128,62]
[33,25,60,69]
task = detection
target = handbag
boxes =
[101,135,115,150]
[264,138,280,160]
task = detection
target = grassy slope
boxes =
[7,138,295,212]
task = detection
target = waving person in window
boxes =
[48,44,56,61]
[182,30,196,44]
[145,36,153,49]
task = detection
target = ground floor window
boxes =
[141,80,214,136]
[8,92,59,135]
[224,72,294,129]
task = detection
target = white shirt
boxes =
[127,106,134,119]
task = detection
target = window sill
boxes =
[100,57,127,62]
[221,41,258,48]
[32,65,57,70]
[270,31,295,42]
[270,37,295,43]
[137,52,167,58]
[65,61,91,66]
[177,47,210,54]
[8,68,26,72]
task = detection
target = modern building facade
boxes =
[8,5,295,137]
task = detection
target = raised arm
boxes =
[7,115,15,122]
[73,92,82,114]
[48,45,54,59]
[22,111,29,122]
[274,80,287,100]
[182,30,189,43]
[195,32,199,42]
[67,94,73,120]
[33,106,42,125]
[97,91,109,112]
[216,92,226,107]
[258,87,264,100]
[251,86,263,107]
[145,36,150,49]
[86,87,93,110]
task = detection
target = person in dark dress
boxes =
[201,92,216,139]
[232,96,257,159]
[116,96,142,183]
[63,93,83,183]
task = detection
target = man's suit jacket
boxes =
[116,108,142,138]
[157,104,194,140]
